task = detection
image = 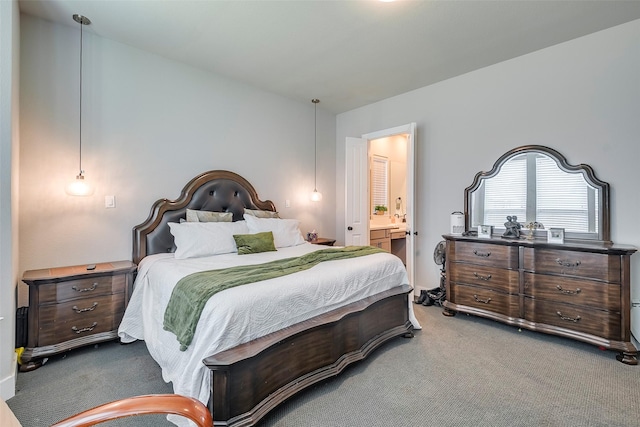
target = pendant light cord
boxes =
[312,99,319,190]
[78,17,83,175]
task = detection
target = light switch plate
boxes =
[105,195,116,208]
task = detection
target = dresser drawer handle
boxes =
[72,283,98,292]
[556,311,581,323]
[556,285,581,295]
[473,294,492,304]
[473,272,492,281]
[473,250,491,257]
[555,259,581,268]
[71,322,98,334]
[72,302,98,313]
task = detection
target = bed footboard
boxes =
[203,284,413,427]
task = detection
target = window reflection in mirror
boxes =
[466,146,609,242]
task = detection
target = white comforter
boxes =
[118,243,420,424]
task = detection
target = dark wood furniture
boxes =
[132,170,414,427]
[443,236,636,364]
[445,145,637,364]
[311,237,336,246]
[50,394,212,427]
[21,261,136,371]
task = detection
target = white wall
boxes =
[337,20,640,334]
[18,14,336,304]
[0,0,20,401]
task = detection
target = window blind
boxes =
[371,156,388,212]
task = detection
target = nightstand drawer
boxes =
[38,313,123,347]
[38,275,125,303]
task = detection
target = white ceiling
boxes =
[18,0,640,114]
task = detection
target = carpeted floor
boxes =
[8,304,640,426]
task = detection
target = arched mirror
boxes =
[465,145,610,242]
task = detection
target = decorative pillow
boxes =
[169,221,249,259]
[243,215,306,248]
[233,231,277,255]
[243,208,280,219]
[186,209,233,223]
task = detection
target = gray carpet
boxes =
[7,305,640,426]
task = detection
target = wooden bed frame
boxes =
[132,170,414,427]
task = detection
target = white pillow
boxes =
[186,209,233,222]
[243,215,306,248]
[169,221,249,259]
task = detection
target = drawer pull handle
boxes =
[72,302,98,313]
[71,322,98,334]
[473,294,492,304]
[72,283,98,292]
[556,311,581,323]
[556,285,581,295]
[555,259,581,268]
[473,272,492,281]
[473,250,491,257]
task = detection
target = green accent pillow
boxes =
[233,231,277,255]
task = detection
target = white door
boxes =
[345,137,369,246]
[346,123,417,289]
[404,123,416,287]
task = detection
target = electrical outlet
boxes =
[285,199,291,208]
[105,195,116,208]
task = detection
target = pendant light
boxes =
[310,99,322,202]
[65,14,94,196]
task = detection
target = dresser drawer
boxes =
[38,274,126,304]
[448,240,518,269]
[37,293,126,346]
[523,248,621,282]
[523,272,620,311]
[370,229,389,240]
[524,298,621,340]
[449,264,519,294]
[449,283,520,318]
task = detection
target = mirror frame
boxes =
[464,145,611,243]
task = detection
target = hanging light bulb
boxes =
[310,99,322,202]
[66,14,94,196]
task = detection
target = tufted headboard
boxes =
[132,170,276,264]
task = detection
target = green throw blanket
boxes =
[164,245,385,350]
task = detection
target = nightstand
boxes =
[311,237,336,246]
[20,261,136,371]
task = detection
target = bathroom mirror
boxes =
[465,145,610,242]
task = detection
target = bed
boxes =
[118,170,419,427]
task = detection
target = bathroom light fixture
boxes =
[65,14,94,196]
[310,99,322,202]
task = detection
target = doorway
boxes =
[345,123,416,288]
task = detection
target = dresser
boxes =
[443,235,637,364]
[21,261,136,371]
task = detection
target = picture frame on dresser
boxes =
[444,145,637,365]
[478,225,492,239]
[547,228,565,244]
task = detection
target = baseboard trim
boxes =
[0,352,17,401]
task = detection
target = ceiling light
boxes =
[65,14,94,197]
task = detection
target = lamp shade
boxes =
[65,174,94,196]
[310,189,323,202]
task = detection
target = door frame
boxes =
[345,123,416,288]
